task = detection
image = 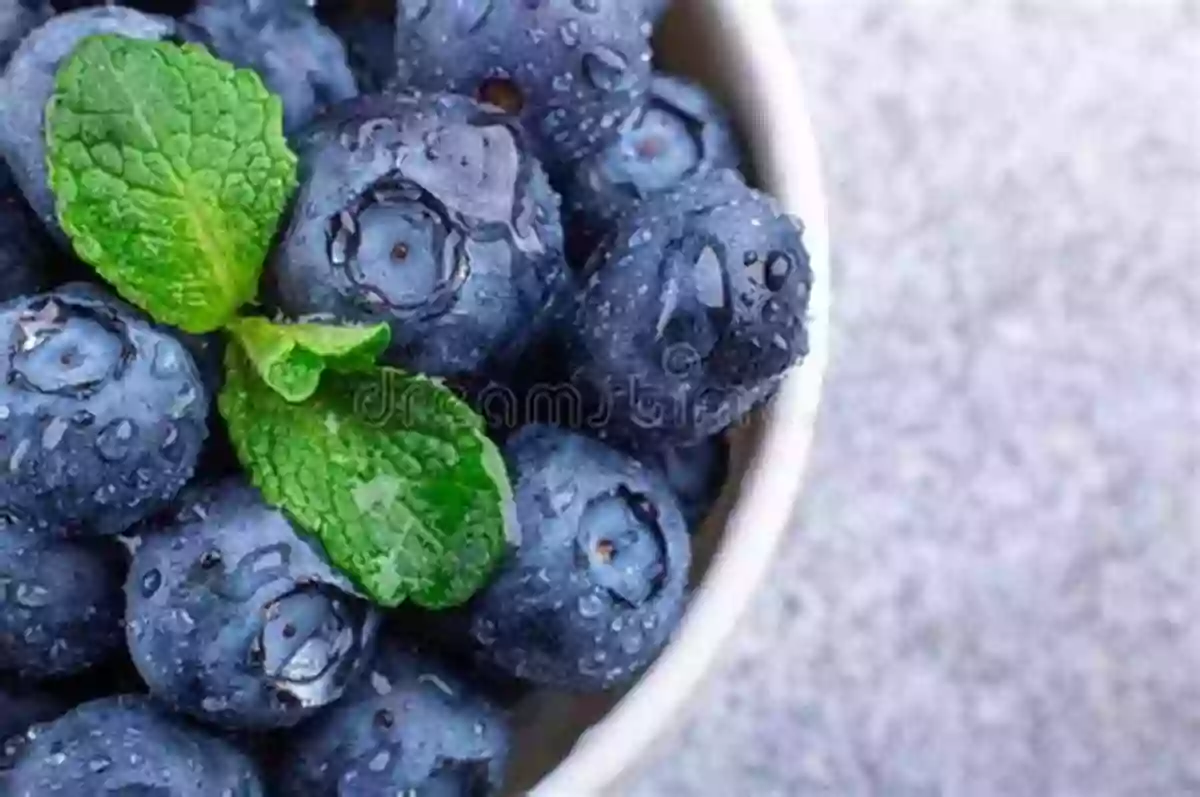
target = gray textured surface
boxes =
[633,1,1200,795]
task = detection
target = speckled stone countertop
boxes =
[632,1,1200,794]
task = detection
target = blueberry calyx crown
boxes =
[8,296,134,399]
[578,485,668,608]
[328,177,470,318]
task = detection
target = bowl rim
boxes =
[530,1,833,794]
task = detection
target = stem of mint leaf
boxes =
[45,36,297,334]
[228,317,392,403]
[219,342,515,609]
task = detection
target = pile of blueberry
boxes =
[0,0,814,794]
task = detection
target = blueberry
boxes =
[0,1,48,68]
[270,91,569,379]
[0,163,51,302]
[182,0,357,133]
[0,284,210,537]
[393,0,652,170]
[465,425,690,692]
[641,435,728,530]
[0,7,175,242]
[277,640,510,796]
[6,694,267,796]
[0,528,126,678]
[566,170,814,447]
[125,479,381,730]
[564,74,739,263]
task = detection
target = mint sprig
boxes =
[228,317,392,403]
[46,36,296,334]
[44,35,515,609]
[220,345,514,608]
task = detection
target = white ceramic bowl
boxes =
[503,1,833,794]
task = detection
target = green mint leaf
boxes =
[45,35,297,334]
[219,345,514,609]
[228,317,392,403]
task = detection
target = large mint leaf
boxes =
[227,317,392,403]
[219,344,514,608]
[45,36,297,334]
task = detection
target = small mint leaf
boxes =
[219,345,514,609]
[45,35,297,334]
[228,317,391,403]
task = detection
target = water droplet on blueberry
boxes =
[40,416,69,450]
[694,245,727,310]
[15,583,51,608]
[95,419,137,462]
[583,47,631,92]
[151,340,182,379]
[578,593,605,619]
[328,210,359,266]
[559,20,580,47]
[159,423,184,463]
[170,383,198,420]
[764,252,793,291]
[140,569,163,598]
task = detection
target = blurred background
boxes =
[634,1,1199,794]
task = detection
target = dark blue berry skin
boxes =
[0,7,175,242]
[0,1,48,68]
[47,0,195,14]
[646,0,670,23]
[271,91,569,379]
[0,528,126,679]
[465,425,691,692]
[0,163,51,302]
[125,479,381,730]
[566,170,814,448]
[564,74,739,263]
[278,640,510,796]
[0,284,209,537]
[0,684,68,789]
[393,0,652,172]
[6,695,267,797]
[330,15,395,94]
[0,685,65,746]
[182,0,358,133]
[641,435,728,530]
